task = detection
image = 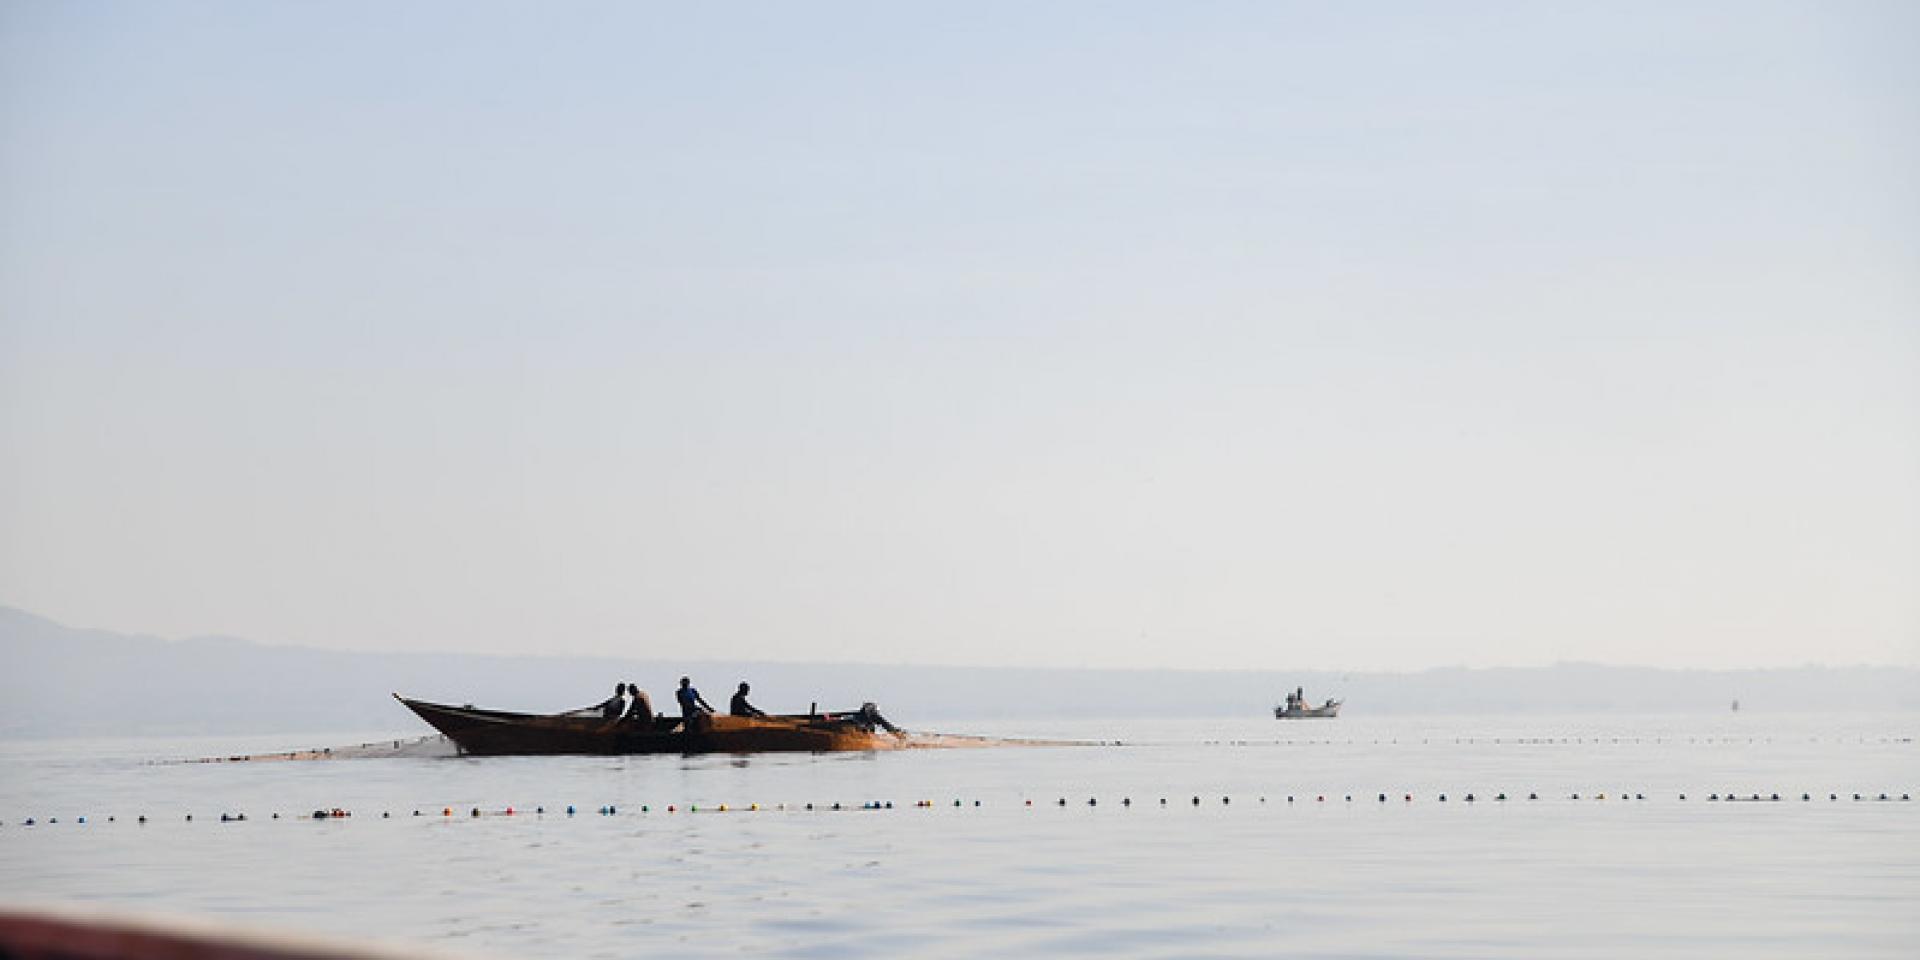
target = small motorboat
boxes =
[1274,689,1341,719]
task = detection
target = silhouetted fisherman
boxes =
[624,681,653,722]
[599,683,628,719]
[729,682,767,718]
[675,676,714,729]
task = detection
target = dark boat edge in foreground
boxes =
[394,694,903,755]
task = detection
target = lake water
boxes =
[3,713,1916,958]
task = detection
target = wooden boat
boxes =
[394,693,903,755]
[1274,697,1342,719]
[1,905,448,960]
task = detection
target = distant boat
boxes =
[1275,690,1341,719]
[395,694,903,755]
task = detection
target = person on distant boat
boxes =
[730,682,767,718]
[675,676,714,728]
[624,681,653,723]
[600,682,628,720]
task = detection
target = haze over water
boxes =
[5,713,1915,957]
[4,0,1916,673]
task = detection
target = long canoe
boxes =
[394,694,901,755]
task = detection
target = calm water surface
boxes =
[2,714,1916,958]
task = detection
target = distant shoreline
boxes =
[5,604,1917,738]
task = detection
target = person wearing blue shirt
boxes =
[675,676,714,730]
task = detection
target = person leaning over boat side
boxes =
[599,683,628,720]
[675,676,714,728]
[623,682,653,722]
[729,682,767,718]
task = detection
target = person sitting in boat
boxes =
[675,676,714,727]
[599,682,628,720]
[729,682,767,718]
[623,682,653,723]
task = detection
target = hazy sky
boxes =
[2,1,1915,670]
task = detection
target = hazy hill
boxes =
[2,605,1915,738]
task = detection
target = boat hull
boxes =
[396,696,893,755]
[1274,701,1341,719]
